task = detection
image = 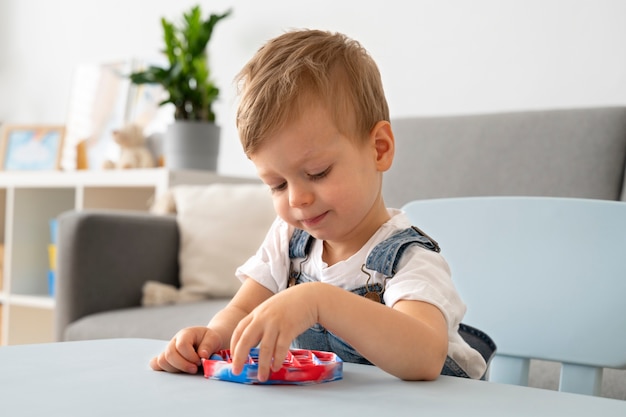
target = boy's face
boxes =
[250,101,391,247]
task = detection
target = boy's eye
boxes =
[270,182,287,193]
[308,166,331,180]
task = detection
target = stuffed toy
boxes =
[103,123,155,169]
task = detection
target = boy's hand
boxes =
[229,282,321,382]
[150,326,223,374]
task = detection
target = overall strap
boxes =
[288,228,314,259]
[288,226,440,277]
[364,226,440,277]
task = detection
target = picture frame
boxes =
[0,124,65,171]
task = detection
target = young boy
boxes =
[150,29,488,381]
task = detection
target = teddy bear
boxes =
[103,123,155,169]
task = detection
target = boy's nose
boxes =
[289,183,313,208]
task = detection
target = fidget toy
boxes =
[202,348,343,385]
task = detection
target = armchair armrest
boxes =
[55,210,180,341]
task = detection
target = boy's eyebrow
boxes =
[254,152,329,180]
[255,168,279,181]
[252,161,278,178]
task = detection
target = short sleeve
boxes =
[235,217,292,294]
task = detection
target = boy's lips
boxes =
[300,211,328,228]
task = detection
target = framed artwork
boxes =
[0,125,65,171]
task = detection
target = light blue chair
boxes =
[402,196,626,396]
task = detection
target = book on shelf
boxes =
[48,219,57,297]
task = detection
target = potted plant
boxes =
[129,5,231,171]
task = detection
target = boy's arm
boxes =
[229,281,448,381]
[318,285,448,380]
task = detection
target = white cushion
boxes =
[142,183,275,306]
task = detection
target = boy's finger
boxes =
[151,352,193,373]
[256,336,279,382]
[271,345,290,372]
[149,356,163,371]
[229,321,255,375]
[175,338,201,364]
[197,332,221,360]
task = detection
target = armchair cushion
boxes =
[65,300,230,341]
[142,184,276,305]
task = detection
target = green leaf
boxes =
[127,5,231,122]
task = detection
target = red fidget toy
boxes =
[201,348,343,385]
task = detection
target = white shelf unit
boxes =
[0,168,250,345]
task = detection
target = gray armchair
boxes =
[55,210,229,342]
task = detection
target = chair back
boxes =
[401,196,626,395]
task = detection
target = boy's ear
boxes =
[370,121,395,172]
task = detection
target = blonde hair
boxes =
[235,29,389,156]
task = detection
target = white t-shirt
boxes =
[236,209,487,379]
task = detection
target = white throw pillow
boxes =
[142,183,275,306]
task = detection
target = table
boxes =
[1,338,624,416]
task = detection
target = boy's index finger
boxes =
[228,320,245,374]
[229,344,250,376]
[255,343,276,382]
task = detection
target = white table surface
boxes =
[1,338,625,416]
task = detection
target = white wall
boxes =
[1,0,625,177]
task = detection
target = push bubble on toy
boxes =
[201,348,343,385]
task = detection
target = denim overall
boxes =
[288,227,496,379]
